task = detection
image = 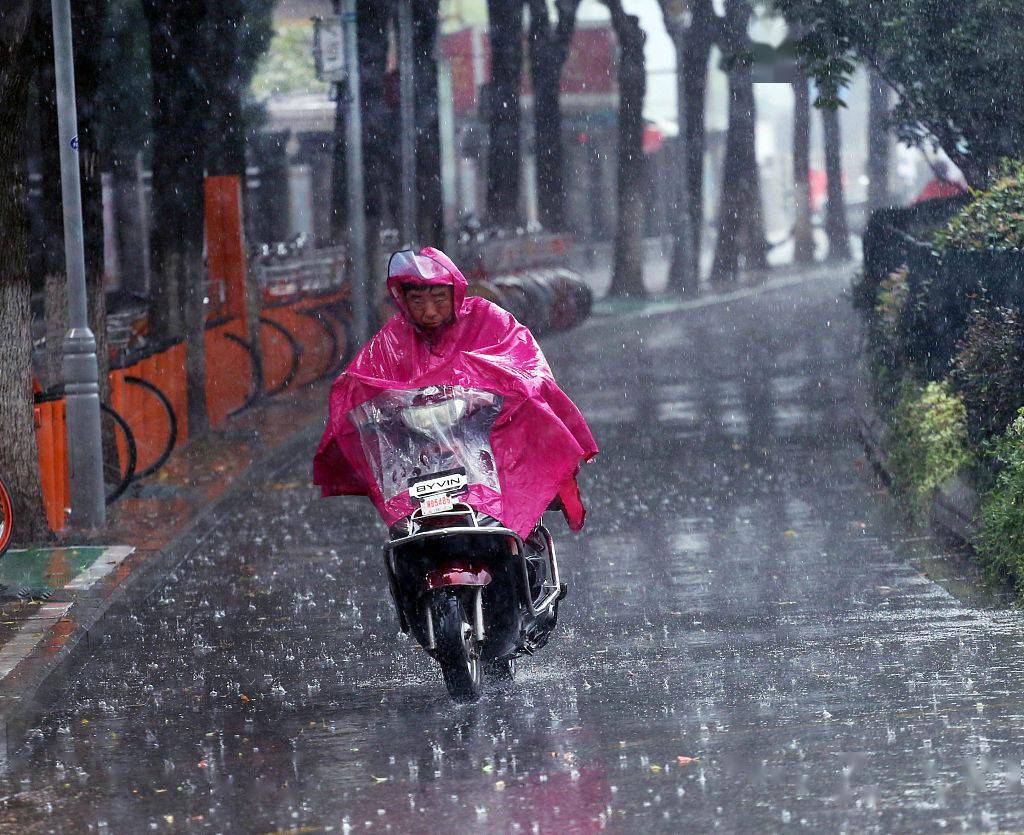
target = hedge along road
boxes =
[3,265,1023,832]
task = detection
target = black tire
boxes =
[431,591,483,702]
[100,403,136,504]
[123,376,177,480]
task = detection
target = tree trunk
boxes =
[143,0,208,434]
[867,68,892,211]
[72,0,111,410]
[526,0,580,232]
[412,0,444,245]
[606,9,647,298]
[822,106,852,260]
[665,24,696,294]
[736,61,768,271]
[684,5,714,272]
[792,72,814,264]
[663,0,713,295]
[331,0,389,291]
[111,153,150,297]
[711,2,767,282]
[486,0,524,229]
[30,10,68,391]
[531,57,564,231]
[710,76,744,283]
[204,1,267,398]
[711,54,766,280]
[0,0,50,541]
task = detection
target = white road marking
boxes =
[65,545,135,591]
[0,603,73,682]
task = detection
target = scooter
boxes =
[353,386,566,701]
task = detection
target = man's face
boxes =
[403,284,453,330]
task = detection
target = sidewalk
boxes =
[0,382,332,765]
[571,230,861,302]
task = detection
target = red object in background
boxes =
[912,178,968,205]
[809,169,828,212]
[204,176,250,332]
[559,27,616,96]
[642,124,664,155]
[442,24,616,118]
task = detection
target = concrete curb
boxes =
[855,399,980,546]
[0,421,323,770]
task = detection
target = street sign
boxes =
[313,16,346,82]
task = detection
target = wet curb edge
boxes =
[855,397,979,546]
[0,422,323,771]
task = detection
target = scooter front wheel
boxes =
[431,591,483,702]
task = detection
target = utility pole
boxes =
[51,0,106,529]
[340,0,369,344]
[397,0,417,248]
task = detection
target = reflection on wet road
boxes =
[8,271,1024,832]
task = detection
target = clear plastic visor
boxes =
[388,250,452,283]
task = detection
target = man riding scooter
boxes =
[313,247,597,699]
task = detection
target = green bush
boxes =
[975,410,1024,594]
[950,304,1024,444]
[934,159,1024,252]
[864,267,912,410]
[888,381,973,519]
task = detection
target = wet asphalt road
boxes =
[7,268,1024,833]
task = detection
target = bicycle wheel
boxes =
[100,403,137,504]
[0,475,12,556]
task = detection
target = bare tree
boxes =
[142,0,209,434]
[657,0,714,295]
[822,105,852,260]
[710,0,768,283]
[526,0,581,231]
[867,68,892,211]
[603,1,648,297]
[486,0,525,228]
[332,0,390,294]
[0,0,49,540]
[792,70,815,263]
[413,0,444,244]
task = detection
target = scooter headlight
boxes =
[401,398,467,434]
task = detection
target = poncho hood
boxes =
[385,247,468,327]
[314,247,598,538]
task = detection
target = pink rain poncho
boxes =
[313,247,598,537]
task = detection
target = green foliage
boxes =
[855,266,912,408]
[250,24,330,100]
[771,0,1024,185]
[950,305,1024,444]
[875,266,909,341]
[974,410,1024,595]
[887,381,973,519]
[933,160,1024,252]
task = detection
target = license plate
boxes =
[421,492,455,516]
[408,468,468,500]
